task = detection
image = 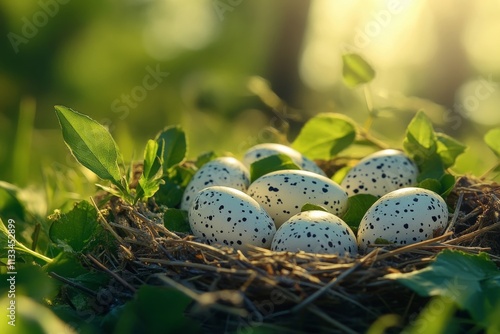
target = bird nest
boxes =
[84,175,500,333]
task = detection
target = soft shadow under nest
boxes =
[82,176,500,333]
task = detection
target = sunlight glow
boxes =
[300,0,436,91]
[456,78,500,126]
[462,2,500,73]
[143,0,218,60]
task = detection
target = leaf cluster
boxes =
[403,111,465,197]
[24,53,495,334]
[388,250,500,333]
[55,106,191,205]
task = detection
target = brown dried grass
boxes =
[84,175,500,333]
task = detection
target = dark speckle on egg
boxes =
[181,157,250,211]
[357,187,449,251]
[248,170,348,228]
[341,150,418,197]
[188,186,276,251]
[271,211,357,256]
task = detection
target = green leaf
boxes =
[143,139,163,180]
[0,264,57,303]
[403,111,437,158]
[332,166,351,185]
[136,140,165,202]
[300,203,328,212]
[342,194,378,231]
[54,106,124,188]
[374,238,391,245]
[342,53,376,87]
[155,165,196,207]
[0,295,77,334]
[416,154,446,182]
[418,174,455,199]
[163,208,190,233]
[402,110,464,194]
[417,178,442,194]
[0,181,26,221]
[484,128,500,158]
[51,305,100,333]
[48,200,98,252]
[387,250,500,329]
[172,165,197,188]
[95,183,126,199]
[482,278,500,333]
[195,151,218,169]
[439,173,456,198]
[403,112,463,188]
[155,125,187,171]
[436,133,466,168]
[403,111,454,181]
[403,296,459,334]
[154,178,184,208]
[292,113,356,160]
[136,177,163,202]
[250,154,300,182]
[42,251,88,278]
[112,285,200,333]
[71,271,110,291]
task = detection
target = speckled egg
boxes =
[181,157,250,211]
[300,156,327,176]
[271,210,357,255]
[243,143,326,176]
[357,187,449,251]
[248,170,348,228]
[340,149,418,197]
[188,186,276,251]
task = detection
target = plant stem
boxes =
[358,129,390,150]
[32,223,41,250]
[480,161,500,180]
[14,244,53,264]
[363,85,375,131]
[0,218,53,264]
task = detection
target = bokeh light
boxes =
[143,0,219,60]
[1,0,500,185]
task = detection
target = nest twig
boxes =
[83,175,500,333]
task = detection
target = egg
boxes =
[271,210,357,255]
[300,156,327,176]
[357,187,449,251]
[181,157,250,211]
[188,186,276,251]
[247,170,348,228]
[340,149,418,197]
[243,143,326,176]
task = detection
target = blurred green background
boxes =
[1,2,500,332]
[1,0,500,195]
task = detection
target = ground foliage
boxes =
[2,55,500,333]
